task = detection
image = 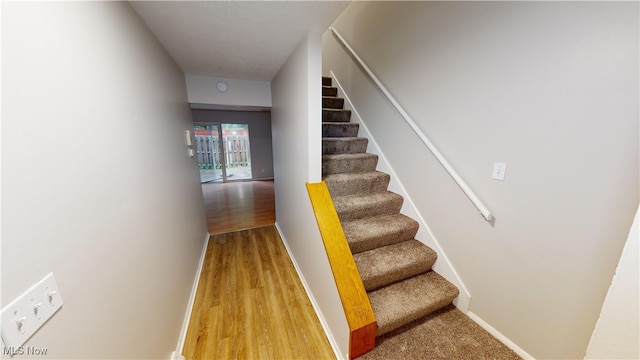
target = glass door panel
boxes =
[195,123,252,183]
[222,124,252,181]
[195,125,224,183]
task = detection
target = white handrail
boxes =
[330,27,494,222]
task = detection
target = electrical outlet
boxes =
[492,162,507,181]
[1,273,63,350]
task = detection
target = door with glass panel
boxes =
[220,123,252,181]
[194,124,222,183]
[195,123,252,183]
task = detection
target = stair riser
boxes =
[354,240,437,292]
[361,262,433,292]
[322,109,352,122]
[322,138,368,155]
[377,296,454,337]
[323,97,345,109]
[322,155,378,175]
[322,77,332,86]
[335,195,403,222]
[322,86,338,97]
[344,216,419,254]
[322,123,359,137]
[368,272,460,337]
[325,174,390,197]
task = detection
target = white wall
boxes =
[586,205,639,359]
[185,74,271,108]
[323,2,639,358]
[271,33,349,359]
[1,2,207,358]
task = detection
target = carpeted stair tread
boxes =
[322,86,338,97]
[354,240,437,291]
[322,76,332,86]
[342,213,419,254]
[322,137,368,155]
[323,109,352,122]
[322,122,359,138]
[324,171,390,197]
[333,191,403,222]
[323,96,345,109]
[359,304,522,360]
[322,153,379,175]
[369,271,460,337]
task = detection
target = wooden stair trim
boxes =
[307,181,377,359]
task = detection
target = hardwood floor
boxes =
[184,181,335,359]
[202,180,276,234]
[184,226,335,360]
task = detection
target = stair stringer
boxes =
[329,70,471,312]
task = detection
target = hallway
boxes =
[184,180,336,359]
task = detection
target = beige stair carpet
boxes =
[321,76,519,358]
[360,305,521,360]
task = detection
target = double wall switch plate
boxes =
[1,273,63,350]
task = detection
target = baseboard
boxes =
[169,351,186,360]
[172,231,210,358]
[250,177,275,181]
[274,222,346,360]
[467,311,535,359]
[329,70,472,312]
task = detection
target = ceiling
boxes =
[130,1,350,82]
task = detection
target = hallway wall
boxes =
[186,74,272,109]
[2,2,207,358]
[586,205,640,359]
[271,33,349,358]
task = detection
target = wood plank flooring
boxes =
[184,226,335,359]
[184,181,335,359]
[202,180,276,234]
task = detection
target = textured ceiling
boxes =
[130,1,349,81]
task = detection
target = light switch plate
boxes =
[492,162,507,180]
[1,273,63,350]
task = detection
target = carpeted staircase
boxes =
[321,76,460,342]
